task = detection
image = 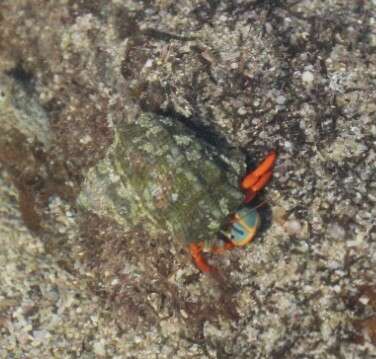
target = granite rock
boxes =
[0,0,375,357]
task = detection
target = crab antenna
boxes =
[251,199,268,210]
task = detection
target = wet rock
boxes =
[0,73,50,145]
[1,0,376,357]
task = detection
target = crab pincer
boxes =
[241,150,277,204]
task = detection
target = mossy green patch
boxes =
[79,112,245,246]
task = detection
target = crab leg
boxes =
[241,150,277,203]
[209,242,235,254]
[189,243,215,273]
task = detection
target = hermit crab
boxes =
[79,113,277,274]
[189,150,276,272]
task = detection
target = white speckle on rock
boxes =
[111,278,119,286]
[32,330,51,342]
[160,318,180,337]
[328,223,346,240]
[79,134,92,144]
[265,22,273,34]
[110,173,120,183]
[302,71,314,85]
[237,107,247,115]
[230,62,238,69]
[347,238,363,247]
[284,219,302,236]
[144,59,153,68]
[359,296,370,305]
[276,95,286,105]
[180,309,188,319]
[93,340,106,356]
[283,140,294,151]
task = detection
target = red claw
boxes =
[189,243,216,273]
[241,150,277,203]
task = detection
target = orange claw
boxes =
[241,150,277,203]
[189,243,215,273]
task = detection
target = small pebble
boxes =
[284,219,302,235]
[359,296,370,306]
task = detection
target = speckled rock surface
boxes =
[0,1,375,358]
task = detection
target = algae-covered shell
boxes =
[78,113,246,248]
